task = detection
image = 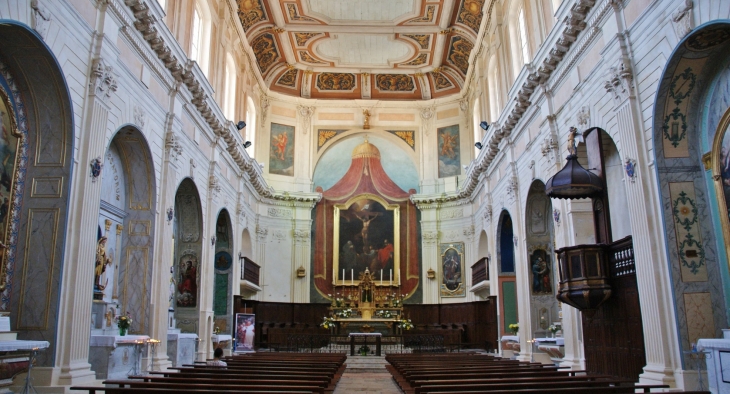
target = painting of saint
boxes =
[0,98,19,243]
[234,313,255,352]
[177,256,198,307]
[437,125,461,178]
[336,197,395,282]
[94,235,113,292]
[720,123,730,220]
[530,250,552,294]
[440,243,465,297]
[269,123,295,176]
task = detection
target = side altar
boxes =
[328,268,405,335]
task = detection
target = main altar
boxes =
[327,268,404,335]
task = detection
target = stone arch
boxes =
[496,209,517,335]
[651,21,730,354]
[173,178,203,333]
[92,125,157,338]
[240,228,253,259]
[0,21,74,367]
[213,209,234,334]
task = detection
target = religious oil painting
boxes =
[269,123,295,176]
[713,107,730,262]
[530,249,553,295]
[334,195,400,285]
[437,125,461,178]
[177,254,199,308]
[440,242,465,297]
[234,313,255,353]
[0,91,19,245]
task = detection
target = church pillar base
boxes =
[639,364,677,388]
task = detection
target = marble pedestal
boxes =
[167,332,198,367]
[89,335,149,380]
[697,338,728,393]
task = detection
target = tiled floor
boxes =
[334,355,401,394]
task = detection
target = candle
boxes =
[351,269,354,285]
[342,269,345,282]
[380,269,383,285]
[390,269,392,285]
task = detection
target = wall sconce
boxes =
[243,141,252,148]
[296,266,306,278]
[480,121,489,131]
[236,121,246,130]
[475,142,483,150]
[427,268,436,279]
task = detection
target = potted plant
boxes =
[358,344,370,356]
[116,312,132,336]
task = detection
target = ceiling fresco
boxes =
[237,0,485,100]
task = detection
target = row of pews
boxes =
[71,352,346,393]
[385,353,709,394]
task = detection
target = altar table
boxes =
[349,333,381,356]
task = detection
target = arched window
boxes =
[473,98,482,156]
[509,3,531,77]
[518,7,530,67]
[245,96,257,158]
[224,53,237,120]
[487,56,501,121]
[190,1,211,76]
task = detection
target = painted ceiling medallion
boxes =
[316,73,356,91]
[276,68,299,88]
[375,74,416,92]
[237,0,267,32]
[251,33,280,73]
[457,0,484,33]
[448,35,473,75]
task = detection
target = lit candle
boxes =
[390,269,392,285]
[380,269,383,285]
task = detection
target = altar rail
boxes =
[275,334,449,354]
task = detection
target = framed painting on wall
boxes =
[269,123,295,176]
[234,313,255,353]
[333,194,400,286]
[437,125,460,178]
[440,242,465,297]
[712,107,730,270]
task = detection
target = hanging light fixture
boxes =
[545,127,603,199]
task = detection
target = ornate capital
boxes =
[671,0,693,40]
[422,231,438,246]
[604,60,633,106]
[297,105,314,134]
[209,176,221,198]
[293,229,311,244]
[165,131,182,161]
[90,58,118,102]
[256,226,268,242]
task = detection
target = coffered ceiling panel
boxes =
[237,0,485,100]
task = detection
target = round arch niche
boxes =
[173,178,203,333]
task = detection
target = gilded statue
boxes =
[95,236,112,291]
[363,110,371,130]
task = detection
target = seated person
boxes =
[206,347,227,366]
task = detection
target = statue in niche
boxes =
[177,258,198,307]
[531,250,552,294]
[95,236,113,291]
[363,110,371,129]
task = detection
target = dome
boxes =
[351,139,381,159]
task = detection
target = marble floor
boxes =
[334,355,401,394]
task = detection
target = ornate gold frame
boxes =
[440,242,465,297]
[332,193,400,286]
[711,106,730,274]
[0,85,23,292]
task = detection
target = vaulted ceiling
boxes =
[237,0,485,100]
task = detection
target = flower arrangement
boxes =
[115,312,132,335]
[335,308,353,318]
[214,326,221,334]
[548,325,559,335]
[358,345,370,355]
[329,294,344,307]
[508,323,519,334]
[397,319,414,330]
[375,310,393,318]
[321,316,336,329]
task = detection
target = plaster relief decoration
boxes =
[256,226,268,242]
[177,254,199,307]
[236,0,268,32]
[671,0,693,40]
[440,242,465,297]
[441,208,464,220]
[31,0,51,40]
[483,205,492,223]
[576,106,590,128]
[268,207,292,218]
[375,74,416,92]
[269,123,295,176]
[463,225,475,241]
[133,104,146,129]
[90,157,103,182]
[89,58,118,102]
[165,131,183,161]
[437,125,461,178]
[387,130,415,149]
[422,231,438,246]
[293,229,310,244]
[317,129,347,150]
[297,105,314,135]
[209,176,221,198]
[530,249,553,295]
[166,207,174,224]
[189,158,196,179]
[272,229,287,242]
[624,158,637,183]
[506,178,518,205]
[541,134,558,163]
[603,60,633,107]
[669,182,708,282]
[260,95,271,126]
[420,106,434,135]
[553,208,560,226]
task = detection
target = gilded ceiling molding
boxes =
[315,73,356,91]
[237,0,268,33]
[375,74,416,92]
